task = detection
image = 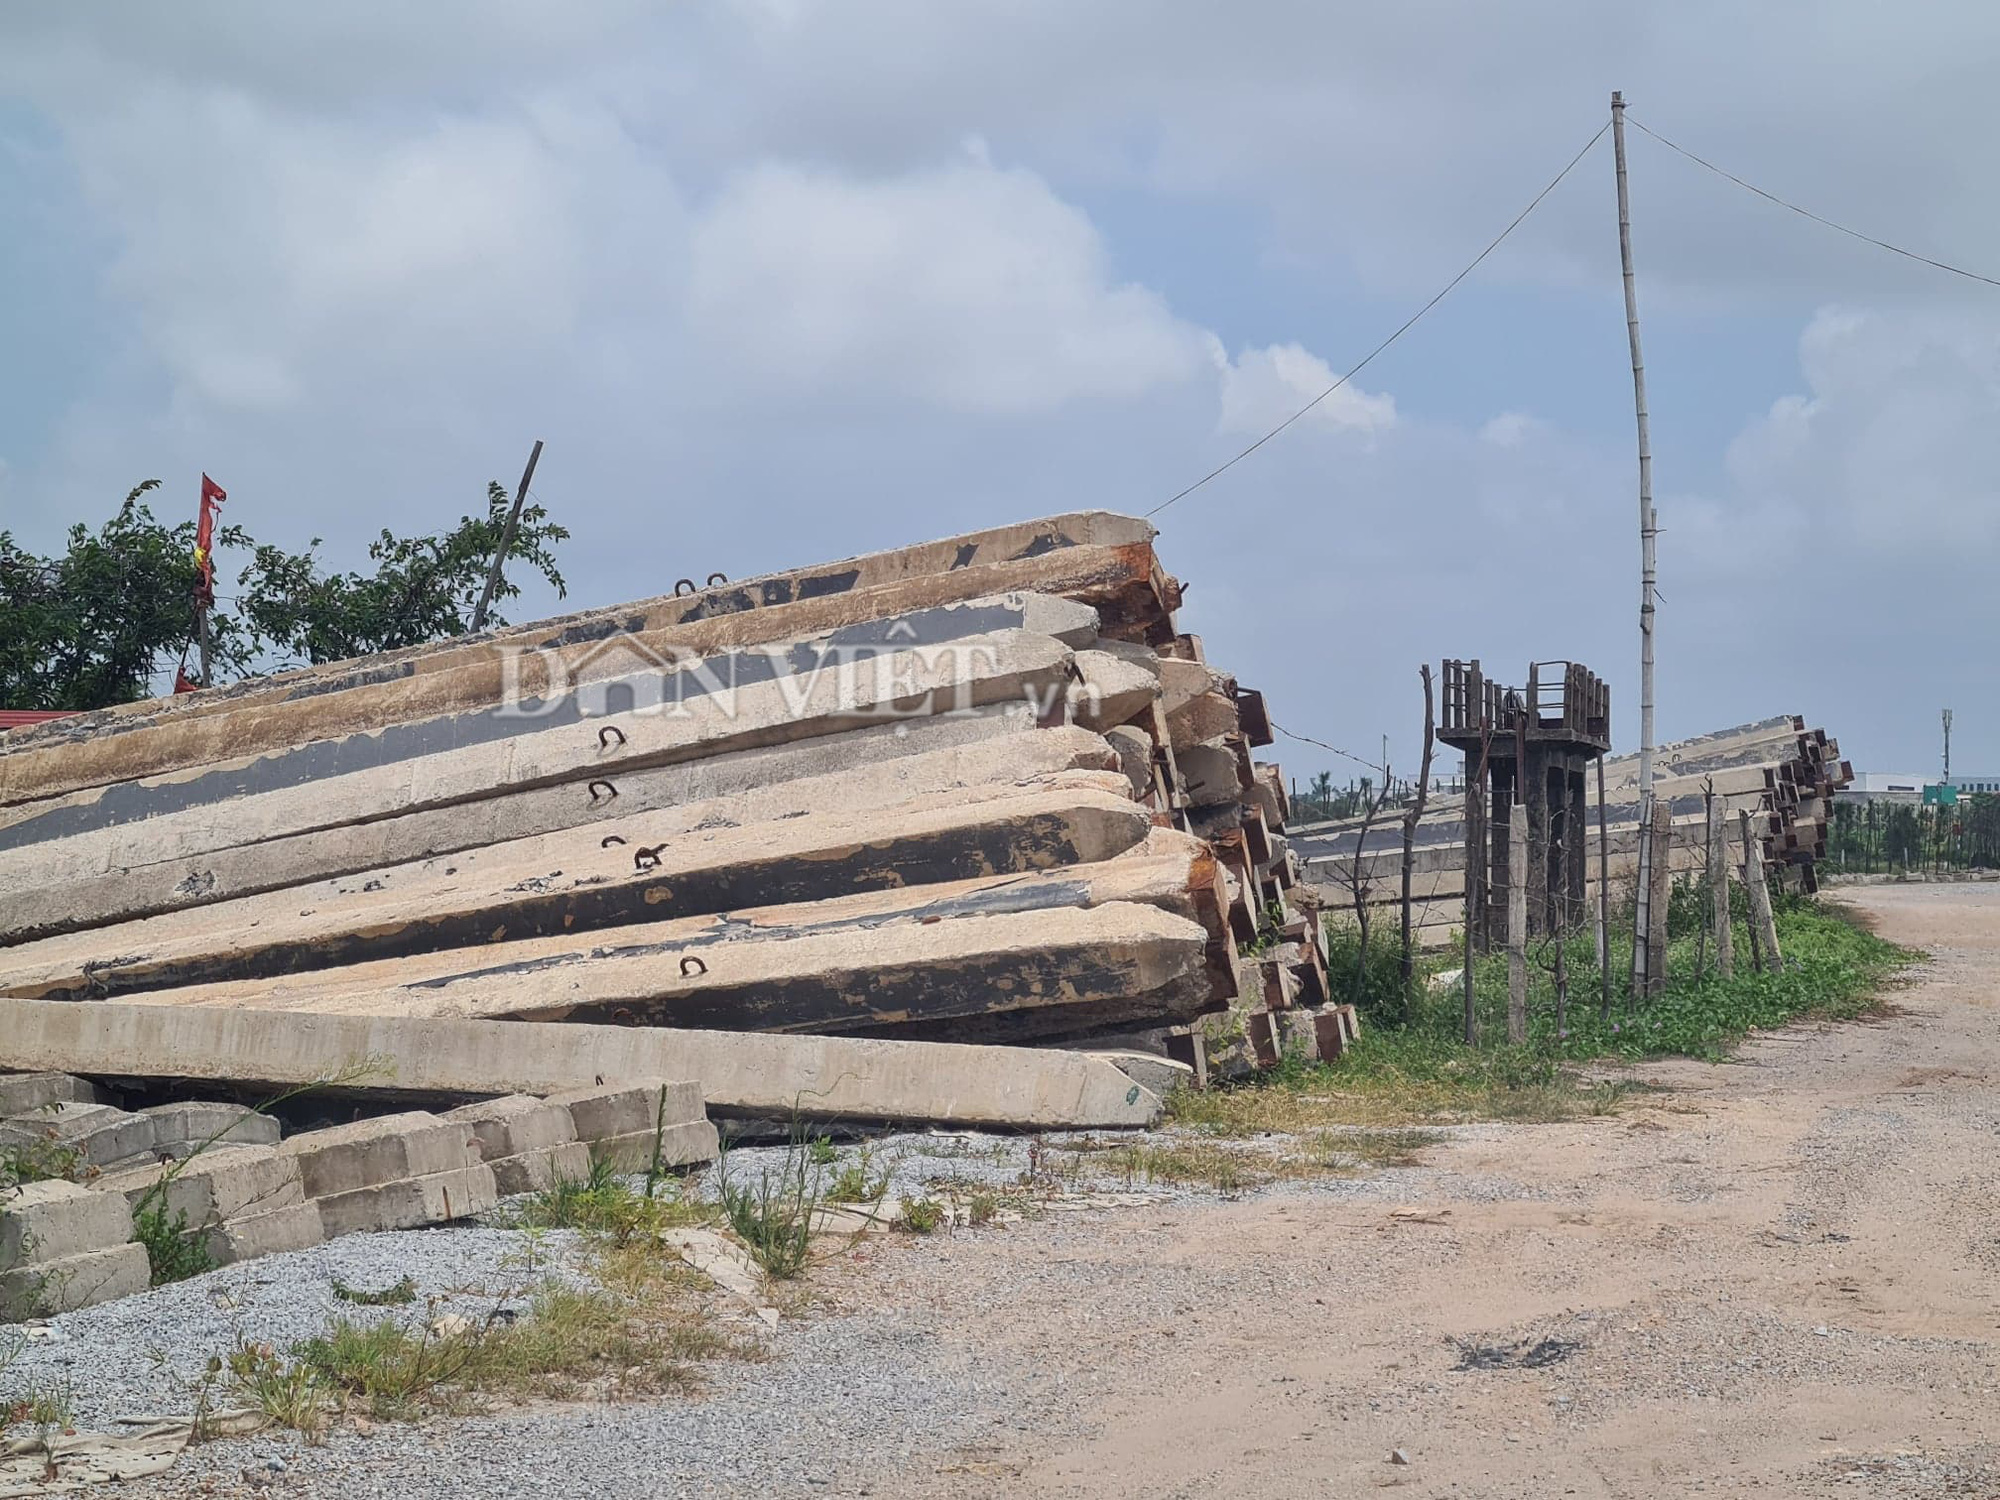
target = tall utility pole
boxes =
[471,439,545,634]
[1612,90,1659,998]
[1943,708,1954,783]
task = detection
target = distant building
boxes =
[1839,771,2000,806]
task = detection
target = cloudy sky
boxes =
[2,3,1994,780]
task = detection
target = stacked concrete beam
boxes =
[278,1112,498,1237]
[1299,714,1854,946]
[545,1081,718,1174]
[0,510,1335,1113]
[98,1143,323,1266]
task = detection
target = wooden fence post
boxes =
[1508,802,1528,1043]
[1645,800,1671,997]
[1709,794,1733,979]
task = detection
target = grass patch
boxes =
[1055,1133,1374,1191]
[1221,896,1915,1128]
[234,1248,750,1436]
[2,1376,72,1435]
[1318,1126,1444,1167]
[0,1134,85,1193]
[717,1135,822,1279]
[332,1275,417,1307]
[512,1156,714,1243]
[132,1200,214,1288]
[827,1153,890,1205]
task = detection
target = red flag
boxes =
[194,474,226,606]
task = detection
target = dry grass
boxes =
[1052,1126,1444,1191]
[1164,1071,1623,1135]
[231,1219,754,1438]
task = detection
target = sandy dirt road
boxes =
[868,882,2000,1499]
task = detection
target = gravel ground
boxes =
[2,1227,586,1432]
[13,884,1997,1498]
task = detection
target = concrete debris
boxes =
[0,511,1330,1135]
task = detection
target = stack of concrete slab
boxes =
[1298,714,1854,948]
[0,1178,148,1320]
[98,1142,323,1266]
[0,513,1341,1112]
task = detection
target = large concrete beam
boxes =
[0,512,1169,799]
[0,596,1092,847]
[0,999,1165,1129]
[0,627,1076,899]
[0,706,1076,943]
[0,778,1153,1000]
[0,590,1105,810]
[106,858,1223,1035]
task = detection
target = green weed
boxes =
[332,1275,418,1307]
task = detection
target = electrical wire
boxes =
[1271,719,1387,776]
[1147,120,1610,518]
[1627,115,2000,290]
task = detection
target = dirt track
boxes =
[868,882,2000,1498]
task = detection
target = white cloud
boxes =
[1214,343,1394,440]
[1724,306,2000,548]
[687,160,1212,414]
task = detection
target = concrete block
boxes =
[1277,1010,1322,1064]
[587,1120,720,1174]
[0,1102,155,1167]
[548,1082,705,1144]
[1088,1051,1195,1101]
[0,1242,150,1320]
[315,1163,499,1239]
[444,1096,577,1161]
[1101,724,1156,799]
[1,1178,133,1271]
[277,1112,479,1198]
[205,1201,325,1267]
[1069,650,1159,731]
[98,1145,306,1228]
[139,1101,282,1154]
[0,1072,113,1115]
[488,1141,594,1197]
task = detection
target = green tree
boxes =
[235,482,568,667]
[0,481,567,710]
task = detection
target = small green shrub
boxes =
[827,1153,889,1205]
[898,1198,944,1234]
[132,1201,213,1288]
[0,1134,84,1193]
[717,1138,820,1279]
[516,1156,708,1242]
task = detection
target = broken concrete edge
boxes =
[0,1000,1165,1131]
